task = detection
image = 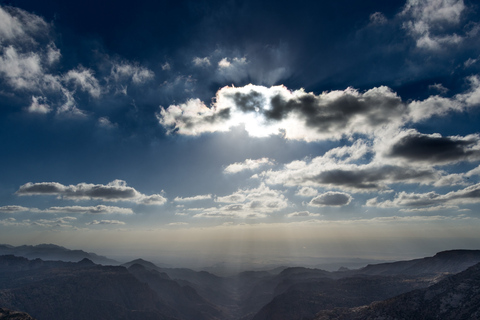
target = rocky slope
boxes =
[314,262,480,320]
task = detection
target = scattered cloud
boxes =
[295,187,318,197]
[64,68,101,98]
[286,211,321,218]
[224,158,274,174]
[45,205,134,215]
[429,83,449,94]
[309,192,353,207]
[369,12,387,25]
[87,220,126,225]
[167,222,188,226]
[27,95,51,114]
[0,205,30,213]
[16,180,166,205]
[194,183,288,218]
[367,183,480,209]
[109,61,154,85]
[401,0,466,50]
[174,194,212,202]
[193,57,211,67]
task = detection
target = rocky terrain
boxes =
[1,248,480,320]
[0,307,36,320]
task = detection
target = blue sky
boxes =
[1,0,480,264]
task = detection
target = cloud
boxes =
[194,183,288,218]
[224,158,274,174]
[369,12,387,25]
[158,98,232,135]
[286,211,321,217]
[193,57,211,67]
[0,205,30,213]
[16,180,166,205]
[27,95,51,114]
[295,187,318,197]
[260,141,444,192]
[64,68,101,98]
[174,194,212,202]
[0,46,43,90]
[109,61,154,85]
[384,130,480,165]
[429,83,449,94]
[401,0,466,50]
[45,205,134,215]
[159,84,409,141]
[168,222,188,226]
[367,183,480,209]
[0,6,49,43]
[309,192,353,207]
[87,220,126,225]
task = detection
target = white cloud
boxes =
[97,117,116,128]
[286,211,321,218]
[168,222,188,226]
[428,83,449,94]
[0,205,30,213]
[16,179,167,205]
[0,6,49,43]
[193,57,211,67]
[224,158,274,174]
[295,187,318,197]
[367,183,480,209]
[0,46,43,90]
[174,194,212,202]
[194,183,288,218]
[401,0,466,50]
[109,62,154,84]
[27,96,51,114]
[45,205,134,215]
[87,220,126,225]
[64,68,101,98]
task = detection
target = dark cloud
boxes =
[308,165,437,190]
[387,131,480,164]
[309,192,353,207]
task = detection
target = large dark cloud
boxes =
[387,131,480,164]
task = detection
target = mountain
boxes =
[248,250,480,320]
[314,262,480,320]
[128,264,226,320]
[0,244,118,265]
[0,255,179,320]
[350,249,480,276]
[2,249,480,320]
[251,274,431,320]
[0,307,36,320]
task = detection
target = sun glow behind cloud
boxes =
[1,0,480,263]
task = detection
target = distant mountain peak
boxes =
[77,258,95,266]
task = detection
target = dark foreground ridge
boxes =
[0,307,36,320]
[1,248,480,320]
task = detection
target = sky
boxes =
[1,0,480,266]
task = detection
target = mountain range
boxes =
[1,246,480,320]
